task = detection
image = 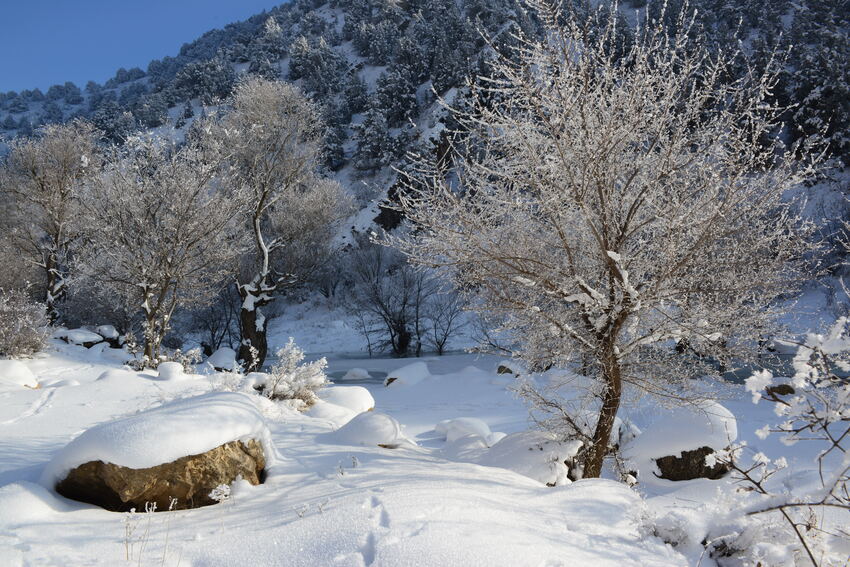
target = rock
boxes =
[54,328,104,348]
[654,446,729,481]
[206,347,238,372]
[623,401,737,483]
[55,439,265,511]
[384,361,429,387]
[94,325,123,347]
[495,359,526,376]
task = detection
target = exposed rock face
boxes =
[654,446,728,481]
[55,439,265,511]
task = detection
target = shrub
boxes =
[262,338,328,409]
[0,288,51,357]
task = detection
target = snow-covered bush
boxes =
[712,319,850,566]
[0,288,51,357]
[261,338,328,410]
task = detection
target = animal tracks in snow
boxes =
[357,495,391,565]
[1,388,55,425]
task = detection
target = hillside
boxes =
[1,0,847,229]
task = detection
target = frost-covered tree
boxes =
[0,120,101,323]
[261,338,328,409]
[393,1,820,479]
[173,57,236,104]
[80,136,244,364]
[208,77,351,371]
[0,288,51,358]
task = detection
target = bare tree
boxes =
[346,238,455,357]
[424,288,466,355]
[79,136,244,364]
[0,120,100,323]
[392,1,820,478]
[209,77,351,371]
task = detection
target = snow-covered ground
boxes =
[0,332,843,565]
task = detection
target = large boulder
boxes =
[623,401,737,482]
[55,439,265,511]
[42,392,273,511]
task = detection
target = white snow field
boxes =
[0,337,839,566]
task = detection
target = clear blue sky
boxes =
[0,0,285,93]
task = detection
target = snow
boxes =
[325,411,408,447]
[40,392,274,487]
[478,431,582,486]
[53,328,103,345]
[157,361,188,381]
[435,417,493,443]
[0,319,837,566]
[0,359,39,388]
[318,385,375,413]
[623,401,738,479]
[340,367,371,380]
[384,361,430,386]
[307,399,359,426]
[94,325,119,340]
[205,346,238,371]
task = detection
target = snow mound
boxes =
[206,347,238,371]
[384,361,430,386]
[318,386,375,413]
[96,368,139,382]
[0,482,72,526]
[624,401,737,464]
[41,392,273,487]
[41,378,80,388]
[94,325,119,340]
[54,328,103,346]
[436,417,492,443]
[478,431,582,486]
[340,367,371,381]
[327,412,407,447]
[0,359,38,388]
[308,400,359,427]
[157,361,189,381]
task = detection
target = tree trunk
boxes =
[143,313,160,364]
[44,254,63,325]
[238,303,268,372]
[580,345,623,478]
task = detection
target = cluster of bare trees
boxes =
[345,238,466,357]
[0,77,350,368]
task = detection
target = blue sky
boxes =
[0,1,285,93]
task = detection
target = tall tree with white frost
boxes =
[80,136,244,364]
[0,120,100,323]
[392,1,821,479]
[210,77,350,371]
